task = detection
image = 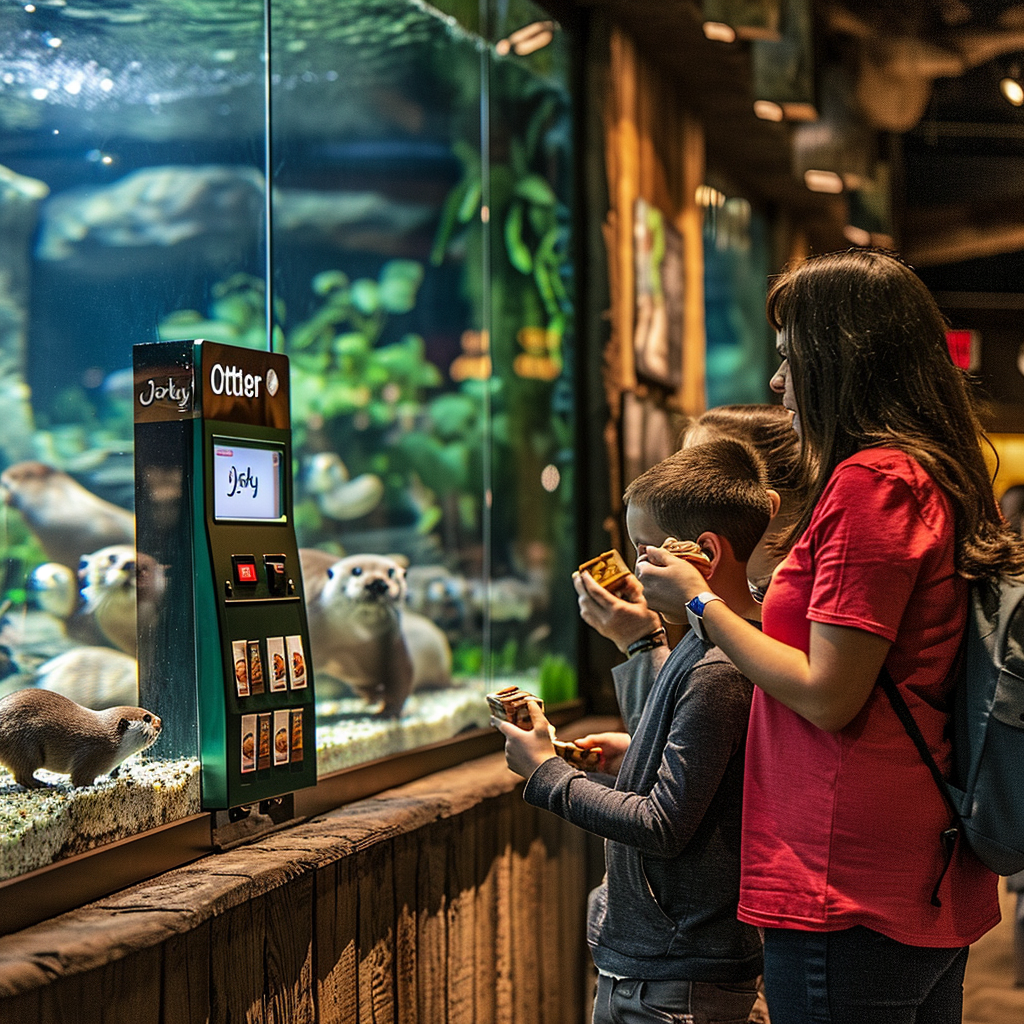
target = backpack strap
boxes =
[878,667,962,907]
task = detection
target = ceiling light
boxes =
[497,21,556,57]
[843,225,871,247]
[702,22,736,43]
[803,169,844,194]
[753,100,785,121]
[1001,76,1024,106]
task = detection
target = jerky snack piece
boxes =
[487,685,543,730]
[660,537,714,579]
[578,548,632,593]
[553,738,604,771]
[488,686,604,770]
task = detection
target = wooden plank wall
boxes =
[0,744,608,1024]
[599,22,708,550]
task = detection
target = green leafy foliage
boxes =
[536,654,576,705]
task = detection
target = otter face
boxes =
[80,544,137,607]
[117,709,162,756]
[322,555,408,607]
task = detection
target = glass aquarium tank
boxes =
[701,184,773,407]
[0,0,576,881]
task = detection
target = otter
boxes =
[79,545,166,657]
[33,647,138,710]
[0,688,161,789]
[0,462,135,572]
[300,549,453,717]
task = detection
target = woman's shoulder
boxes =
[836,446,923,478]
[832,448,939,495]
[826,448,951,530]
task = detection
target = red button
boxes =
[236,561,258,583]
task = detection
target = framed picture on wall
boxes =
[633,198,684,389]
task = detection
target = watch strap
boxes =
[686,591,723,642]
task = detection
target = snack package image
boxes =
[248,640,266,695]
[290,710,304,763]
[286,635,307,689]
[267,636,288,692]
[257,713,272,770]
[241,714,257,774]
[578,549,631,593]
[273,709,290,765]
[233,639,251,698]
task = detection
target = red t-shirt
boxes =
[740,448,999,946]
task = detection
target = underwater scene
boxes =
[0,0,576,878]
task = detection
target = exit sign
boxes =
[946,329,979,371]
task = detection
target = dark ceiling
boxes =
[561,0,1024,292]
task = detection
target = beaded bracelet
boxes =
[626,627,667,658]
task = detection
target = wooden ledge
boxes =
[0,715,618,998]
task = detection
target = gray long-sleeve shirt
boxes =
[523,631,762,981]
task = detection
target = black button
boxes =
[263,555,287,596]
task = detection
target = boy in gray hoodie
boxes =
[495,438,770,1024]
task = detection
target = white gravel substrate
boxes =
[0,757,201,880]
[315,680,493,774]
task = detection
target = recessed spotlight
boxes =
[1000,76,1024,106]
[703,21,736,43]
[753,100,785,121]
[804,169,844,194]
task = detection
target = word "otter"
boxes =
[210,363,262,398]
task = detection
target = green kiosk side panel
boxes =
[135,339,317,813]
[194,415,229,808]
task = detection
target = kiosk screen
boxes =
[213,440,285,522]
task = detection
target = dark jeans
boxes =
[593,973,759,1024]
[762,926,969,1024]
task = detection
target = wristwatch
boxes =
[686,591,724,642]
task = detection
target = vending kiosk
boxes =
[134,339,317,812]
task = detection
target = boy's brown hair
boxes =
[623,438,772,561]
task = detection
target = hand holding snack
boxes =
[488,685,604,774]
[573,731,629,774]
[490,697,557,778]
[574,553,663,653]
[636,542,715,621]
[553,738,605,771]
[642,537,713,578]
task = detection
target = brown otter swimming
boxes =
[0,462,135,571]
[79,544,166,657]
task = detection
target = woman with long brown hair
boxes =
[638,248,1024,1023]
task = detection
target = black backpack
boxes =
[881,575,1024,902]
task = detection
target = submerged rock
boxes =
[36,165,265,272]
[0,164,48,464]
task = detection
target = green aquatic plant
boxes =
[158,274,279,350]
[0,513,45,609]
[430,119,569,342]
[286,260,435,429]
[536,653,576,705]
[158,261,486,543]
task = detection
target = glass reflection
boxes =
[0,0,576,878]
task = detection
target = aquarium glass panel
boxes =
[0,0,577,880]
[270,0,578,771]
[0,0,268,879]
[703,193,773,407]
[484,1,577,701]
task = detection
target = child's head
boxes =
[623,438,772,564]
[681,404,801,498]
